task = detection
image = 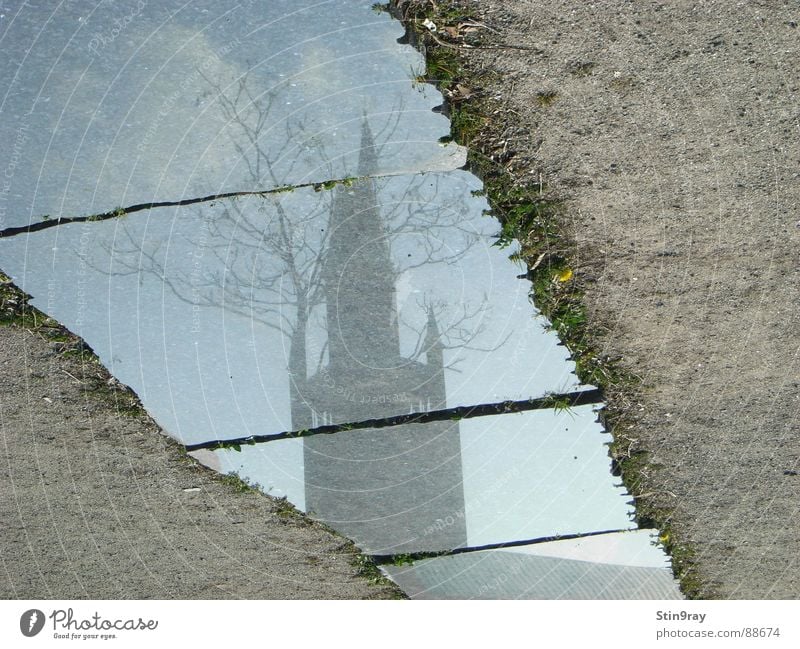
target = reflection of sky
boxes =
[460,407,632,547]
[504,529,671,569]
[0,0,462,225]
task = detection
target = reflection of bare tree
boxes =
[208,70,407,188]
[107,71,503,387]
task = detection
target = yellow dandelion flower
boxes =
[557,268,573,282]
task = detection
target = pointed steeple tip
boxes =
[358,114,379,177]
[424,305,443,356]
[424,305,446,384]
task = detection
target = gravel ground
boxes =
[439,0,800,597]
[0,315,400,599]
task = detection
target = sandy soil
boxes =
[0,315,400,599]
[439,0,800,597]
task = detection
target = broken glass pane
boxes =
[0,167,581,444]
[382,530,682,599]
[197,406,632,554]
[0,0,463,229]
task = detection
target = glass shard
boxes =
[201,407,632,555]
[0,0,463,228]
[0,168,581,444]
[382,531,682,599]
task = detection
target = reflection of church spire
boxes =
[322,117,399,372]
[357,112,379,177]
[292,118,451,427]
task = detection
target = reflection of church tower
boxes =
[295,119,467,553]
[290,119,450,428]
[321,118,400,374]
